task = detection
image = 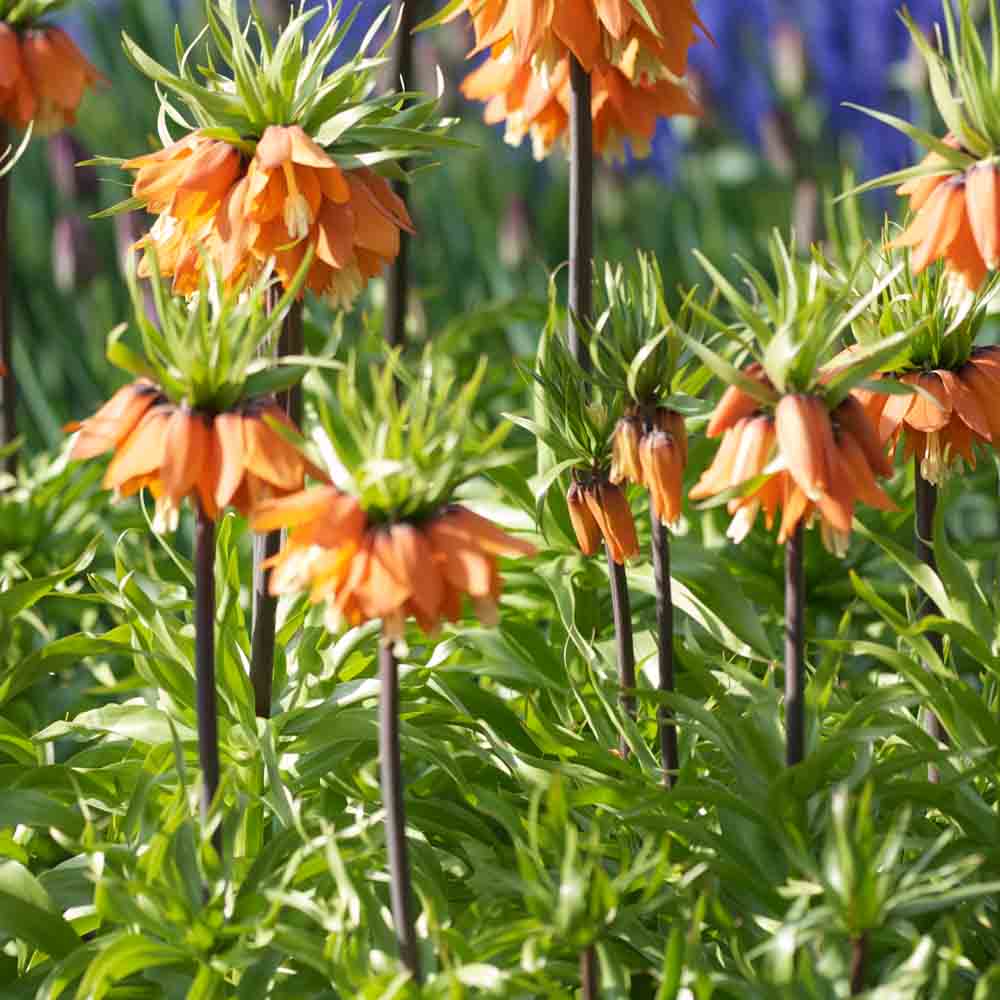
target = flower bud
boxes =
[610,414,643,484]
[654,407,688,467]
[585,480,639,564]
[640,430,684,525]
[567,482,602,556]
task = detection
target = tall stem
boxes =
[384,0,416,348]
[249,298,304,718]
[784,521,806,767]
[195,504,221,850]
[580,945,598,1000]
[567,56,593,367]
[651,513,678,786]
[379,639,422,981]
[850,933,868,995]
[607,553,636,757]
[914,457,945,779]
[0,124,15,474]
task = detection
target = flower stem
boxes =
[384,0,416,349]
[650,513,678,786]
[0,124,15,475]
[850,933,867,995]
[608,551,637,756]
[580,945,599,999]
[567,55,593,368]
[195,504,221,852]
[914,457,945,781]
[784,521,806,767]
[249,297,304,718]
[379,638,422,982]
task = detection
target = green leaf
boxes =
[0,861,80,958]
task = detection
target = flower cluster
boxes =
[685,231,906,553]
[889,140,996,292]
[852,1,1000,291]
[440,0,705,160]
[461,54,698,160]
[67,261,323,531]
[861,348,1000,485]
[691,379,894,555]
[611,406,687,524]
[125,125,414,305]
[0,22,102,133]
[101,1,451,306]
[69,380,323,531]
[254,489,534,637]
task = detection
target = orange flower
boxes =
[585,479,639,563]
[124,124,415,305]
[462,53,698,161]
[877,349,1000,483]
[69,384,324,531]
[691,395,895,553]
[567,481,603,555]
[705,363,772,438]
[453,0,706,83]
[610,412,642,484]
[640,428,683,524]
[889,138,999,291]
[0,24,34,129]
[610,406,688,525]
[0,26,104,133]
[253,492,535,637]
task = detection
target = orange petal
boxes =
[567,482,601,555]
[833,394,894,478]
[903,372,952,432]
[103,406,171,492]
[775,394,835,501]
[214,412,246,509]
[160,409,209,506]
[965,163,1000,269]
[939,368,990,439]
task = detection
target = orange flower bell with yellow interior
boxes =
[859,348,1000,485]
[105,2,451,305]
[461,53,699,161]
[253,492,535,638]
[0,23,103,134]
[691,383,896,556]
[69,385,325,533]
[445,0,705,162]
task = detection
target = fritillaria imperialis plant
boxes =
[0,1,103,134]
[94,0,456,717]
[513,302,641,754]
[838,250,1000,763]
[67,260,322,843]
[687,231,906,765]
[99,0,455,308]
[587,252,709,783]
[430,0,705,160]
[251,349,535,980]
[849,0,1000,291]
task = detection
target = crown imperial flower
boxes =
[0,21,103,133]
[99,1,452,307]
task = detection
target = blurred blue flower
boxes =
[801,0,938,176]
[635,0,940,183]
